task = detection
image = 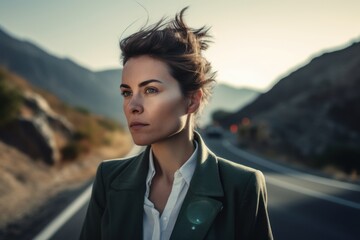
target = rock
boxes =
[0,91,75,165]
[22,91,74,138]
[17,115,59,165]
[0,115,59,165]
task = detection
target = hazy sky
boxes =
[0,0,359,91]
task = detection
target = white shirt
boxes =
[143,141,198,240]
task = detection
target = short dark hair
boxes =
[119,7,216,117]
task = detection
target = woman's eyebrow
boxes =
[139,79,162,87]
[120,83,130,89]
[120,79,163,89]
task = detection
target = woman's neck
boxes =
[151,129,194,183]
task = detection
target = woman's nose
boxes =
[128,94,144,114]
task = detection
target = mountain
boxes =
[220,41,360,171]
[0,26,259,128]
[200,84,259,126]
[0,27,125,123]
[95,68,123,82]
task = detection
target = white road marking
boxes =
[33,144,144,240]
[266,175,360,210]
[222,140,360,192]
[33,185,92,240]
[222,140,360,210]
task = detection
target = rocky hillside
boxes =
[220,42,360,173]
[0,67,132,231]
[0,27,125,123]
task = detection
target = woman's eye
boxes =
[145,87,158,94]
[121,90,132,97]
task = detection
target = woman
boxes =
[80,7,273,240]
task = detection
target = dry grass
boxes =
[0,131,132,229]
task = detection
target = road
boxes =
[34,134,360,240]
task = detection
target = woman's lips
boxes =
[129,122,149,130]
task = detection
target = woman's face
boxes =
[121,55,189,146]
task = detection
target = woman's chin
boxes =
[133,142,148,146]
[131,136,151,146]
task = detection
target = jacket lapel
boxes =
[107,148,150,239]
[171,132,224,240]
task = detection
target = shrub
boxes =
[0,78,22,126]
[61,142,81,161]
[98,118,120,131]
[74,106,91,115]
[314,144,360,173]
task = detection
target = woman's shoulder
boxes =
[102,154,139,164]
[216,157,266,187]
[95,152,144,182]
[217,156,260,174]
[90,150,148,193]
[100,153,141,171]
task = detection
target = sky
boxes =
[0,0,359,91]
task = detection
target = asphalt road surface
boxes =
[34,134,360,240]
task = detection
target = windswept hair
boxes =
[119,7,216,117]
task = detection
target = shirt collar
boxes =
[147,140,198,185]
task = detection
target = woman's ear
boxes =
[187,90,202,114]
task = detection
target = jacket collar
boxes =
[188,132,224,197]
[110,131,224,198]
[110,147,150,190]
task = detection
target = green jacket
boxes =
[80,133,273,239]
